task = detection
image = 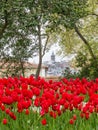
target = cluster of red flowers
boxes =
[0,76,98,125]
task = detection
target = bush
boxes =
[75,52,98,80]
[62,67,79,79]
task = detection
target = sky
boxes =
[29,43,75,64]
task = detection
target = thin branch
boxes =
[90,13,98,17]
[42,35,49,57]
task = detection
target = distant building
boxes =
[0,61,48,77]
[24,62,48,77]
[51,52,55,62]
[43,52,71,76]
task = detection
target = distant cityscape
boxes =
[43,52,76,76]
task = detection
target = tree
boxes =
[66,1,97,60]
[23,1,52,78]
[0,0,39,77]
[0,0,51,78]
[48,0,98,65]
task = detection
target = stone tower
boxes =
[51,52,55,62]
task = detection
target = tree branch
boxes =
[90,13,98,17]
[42,35,49,57]
[74,24,96,60]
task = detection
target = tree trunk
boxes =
[20,60,25,77]
[35,24,42,79]
[74,25,96,60]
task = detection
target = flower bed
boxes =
[0,76,98,130]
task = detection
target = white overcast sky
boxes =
[29,43,75,64]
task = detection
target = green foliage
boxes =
[62,67,79,79]
[50,0,88,28]
[51,0,98,62]
[75,51,98,79]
